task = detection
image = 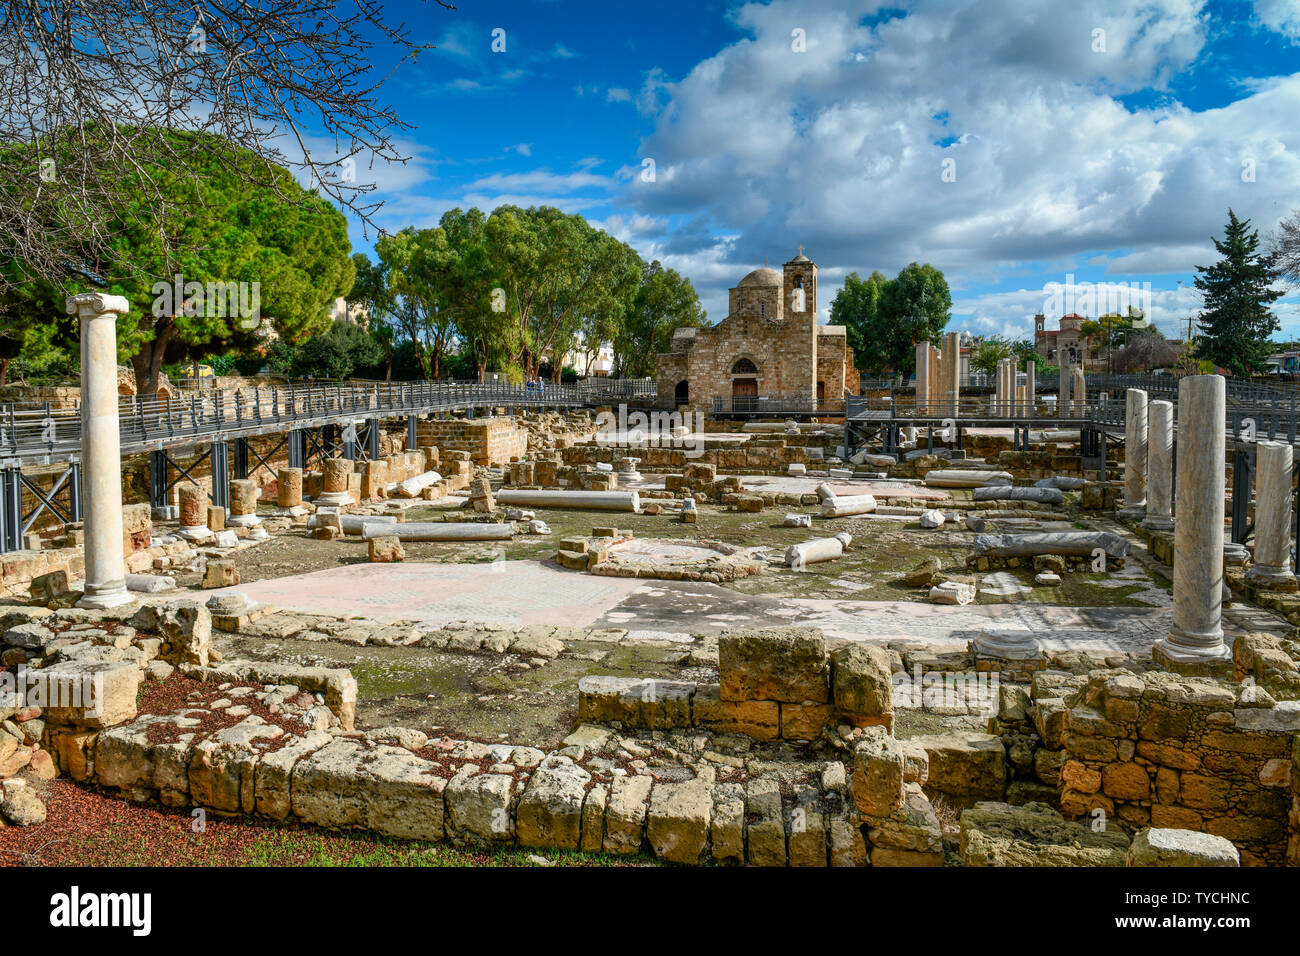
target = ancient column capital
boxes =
[66,292,131,318]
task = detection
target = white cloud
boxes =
[1257,0,1300,41]
[606,87,632,103]
[618,0,1300,321]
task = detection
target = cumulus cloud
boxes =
[619,0,1300,330]
[1256,0,1300,41]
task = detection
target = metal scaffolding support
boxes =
[1231,446,1255,546]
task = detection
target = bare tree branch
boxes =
[0,0,452,297]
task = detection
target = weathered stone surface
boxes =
[443,768,513,844]
[516,755,591,850]
[95,713,200,792]
[131,600,212,666]
[0,782,46,826]
[291,738,447,841]
[960,801,1130,866]
[604,773,652,855]
[646,777,712,864]
[39,659,142,729]
[831,644,893,718]
[692,685,779,740]
[929,581,975,605]
[580,784,607,853]
[368,536,406,563]
[710,792,745,864]
[718,626,828,703]
[1126,827,1240,867]
[852,727,904,817]
[189,717,284,813]
[254,730,332,820]
[909,732,1007,801]
[745,777,787,867]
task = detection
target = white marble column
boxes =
[1142,400,1174,531]
[1058,362,1072,414]
[1071,366,1087,416]
[1247,441,1297,589]
[1119,388,1149,518]
[1155,375,1229,665]
[1024,360,1036,416]
[943,331,961,416]
[915,342,932,411]
[69,293,133,609]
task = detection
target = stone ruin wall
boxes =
[416,418,528,468]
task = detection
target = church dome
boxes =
[737,267,782,288]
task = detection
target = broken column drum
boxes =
[317,459,354,506]
[177,484,212,541]
[277,468,303,508]
[228,479,262,527]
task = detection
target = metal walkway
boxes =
[0,378,655,552]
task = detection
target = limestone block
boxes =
[1126,827,1240,867]
[516,755,591,850]
[852,727,905,817]
[646,777,712,864]
[909,732,1007,800]
[202,558,239,589]
[604,773,653,855]
[744,777,787,867]
[368,536,406,563]
[831,644,893,719]
[718,626,828,703]
[444,769,515,844]
[960,801,1130,866]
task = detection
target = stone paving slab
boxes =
[213,561,644,629]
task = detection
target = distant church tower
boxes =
[783,247,816,324]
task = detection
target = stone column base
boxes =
[1140,514,1174,532]
[227,514,263,528]
[1151,637,1232,677]
[1246,565,1299,592]
[1117,503,1147,519]
[177,524,214,542]
[78,583,134,609]
[315,492,354,507]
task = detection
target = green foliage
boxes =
[614,260,708,377]
[484,205,643,379]
[2,127,354,393]
[831,264,950,374]
[969,336,1014,376]
[1010,341,1047,376]
[1193,209,1283,377]
[267,320,385,380]
[0,271,73,384]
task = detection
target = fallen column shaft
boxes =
[496,489,641,512]
[973,531,1131,558]
[361,522,515,541]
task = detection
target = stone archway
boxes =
[674,380,689,405]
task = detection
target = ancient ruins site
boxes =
[1,296,1297,878]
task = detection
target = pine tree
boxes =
[1193,209,1283,377]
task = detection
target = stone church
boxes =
[655,251,854,410]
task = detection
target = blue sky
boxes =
[322,0,1300,344]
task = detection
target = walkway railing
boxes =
[0,378,656,466]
